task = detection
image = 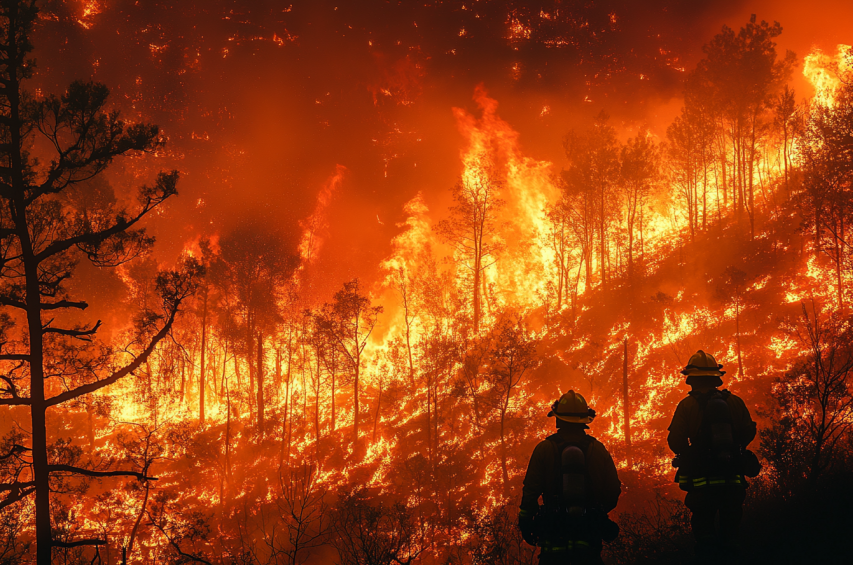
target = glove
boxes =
[588,508,620,543]
[600,516,620,542]
[518,513,537,546]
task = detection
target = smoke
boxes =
[28,0,848,301]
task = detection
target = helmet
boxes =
[681,350,725,386]
[548,390,596,424]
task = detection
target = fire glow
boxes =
[1,1,853,564]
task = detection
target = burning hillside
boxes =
[1,1,853,564]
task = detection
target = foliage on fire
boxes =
[0,1,852,564]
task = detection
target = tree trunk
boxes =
[257,332,265,436]
[372,378,382,444]
[353,350,360,445]
[473,248,481,333]
[315,344,321,445]
[736,297,743,377]
[622,337,632,465]
[127,476,151,560]
[500,405,509,495]
[247,318,255,419]
[199,286,208,424]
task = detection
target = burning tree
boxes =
[0,1,199,561]
[798,62,853,312]
[481,314,538,496]
[437,156,504,333]
[316,279,382,447]
[619,132,660,281]
[561,111,619,291]
[687,15,795,237]
[215,223,296,436]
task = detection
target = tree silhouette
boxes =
[693,15,795,237]
[562,111,619,290]
[620,131,659,280]
[0,3,200,561]
[436,155,504,333]
[216,223,296,436]
[316,279,382,447]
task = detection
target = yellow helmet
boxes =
[548,390,596,424]
[681,350,725,385]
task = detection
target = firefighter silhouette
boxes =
[518,391,621,565]
[668,350,760,562]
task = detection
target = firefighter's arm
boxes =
[591,442,622,513]
[667,400,690,454]
[519,441,549,546]
[734,395,757,447]
[519,441,549,516]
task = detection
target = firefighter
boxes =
[518,390,621,565]
[668,350,758,561]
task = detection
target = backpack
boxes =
[692,389,738,474]
[545,433,594,514]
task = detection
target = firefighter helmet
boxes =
[548,390,596,424]
[681,350,725,386]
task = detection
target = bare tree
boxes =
[275,465,331,565]
[332,489,426,565]
[769,304,853,487]
[436,155,504,333]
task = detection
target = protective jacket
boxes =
[667,389,757,489]
[520,428,621,517]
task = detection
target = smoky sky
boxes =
[29,0,853,300]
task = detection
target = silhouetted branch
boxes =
[0,397,31,406]
[52,539,106,548]
[43,320,102,341]
[0,444,30,461]
[45,308,178,407]
[0,481,34,492]
[40,300,88,311]
[48,465,157,482]
[147,511,213,565]
[0,354,30,361]
[0,485,34,510]
[0,296,25,310]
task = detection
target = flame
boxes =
[803,44,853,108]
[298,165,346,267]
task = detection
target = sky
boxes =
[27,0,853,304]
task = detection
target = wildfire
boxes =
[803,44,852,107]
[4,4,853,563]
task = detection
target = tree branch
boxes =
[0,354,29,361]
[0,444,29,461]
[41,300,88,311]
[52,539,107,548]
[35,196,163,263]
[0,397,31,406]
[48,464,157,482]
[0,296,26,310]
[0,485,34,510]
[43,320,102,341]
[148,512,213,565]
[46,307,178,407]
[0,481,34,492]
